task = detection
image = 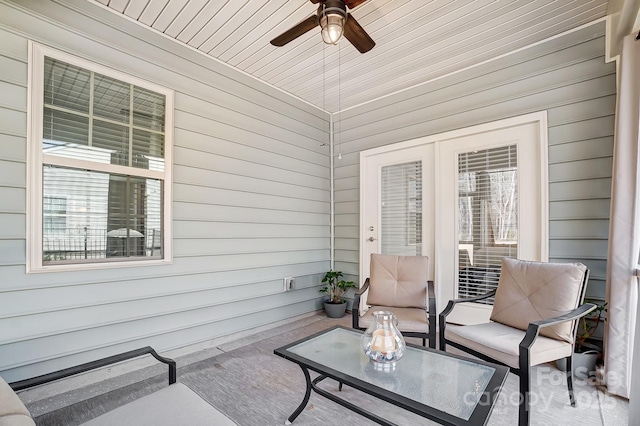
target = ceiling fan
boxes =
[270,0,376,53]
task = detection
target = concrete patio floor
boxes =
[17,312,629,425]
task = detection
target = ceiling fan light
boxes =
[320,14,344,44]
[320,10,345,45]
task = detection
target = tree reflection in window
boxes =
[458,146,518,246]
[457,145,518,303]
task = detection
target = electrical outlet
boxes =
[283,277,294,292]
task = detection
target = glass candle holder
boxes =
[361,311,406,371]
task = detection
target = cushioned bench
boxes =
[2,347,236,426]
[82,382,236,426]
[0,375,34,426]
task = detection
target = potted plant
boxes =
[557,302,607,378]
[319,270,357,318]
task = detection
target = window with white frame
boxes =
[28,43,173,272]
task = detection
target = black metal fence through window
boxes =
[43,228,160,262]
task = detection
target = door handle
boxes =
[368,237,376,242]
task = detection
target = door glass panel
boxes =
[457,145,517,304]
[381,161,422,256]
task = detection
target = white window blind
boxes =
[457,145,518,303]
[381,161,422,256]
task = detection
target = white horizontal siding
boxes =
[0,107,25,138]
[0,0,330,382]
[174,184,328,213]
[333,21,614,302]
[1,280,328,348]
[173,238,331,257]
[10,299,317,380]
[2,294,320,379]
[174,222,328,239]
[0,213,24,238]
[0,134,25,162]
[0,160,24,187]
[549,158,613,182]
[549,220,610,239]
[173,203,329,225]
[0,55,27,88]
[550,199,611,220]
[549,178,612,200]
[0,260,328,293]
[0,239,24,265]
[174,167,329,201]
[0,187,24,213]
[548,137,614,162]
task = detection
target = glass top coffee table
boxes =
[274,326,508,426]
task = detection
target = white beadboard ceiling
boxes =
[90,0,609,113]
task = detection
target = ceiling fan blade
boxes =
[343,13,375,53]
[270,15,318,47]
[313,0,367,7]
[344,0,368,8]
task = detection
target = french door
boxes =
[360,115,547,325]
[361,144,435,281]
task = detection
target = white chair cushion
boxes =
[445,322,573,369]
[81,383,237,426]
[490,258,587,342]
[359,306,428,333]
[367,254,429,309]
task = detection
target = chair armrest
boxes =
[355,279,370,297]
[427,280,436,348]
[439,290,496,320]
[438,290,496,350]
[352,278,370,329]
[9,347,176,392]
[519,303,597,351]
[427,281,436,317]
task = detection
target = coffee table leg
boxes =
[285,365,312,425]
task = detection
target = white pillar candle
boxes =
[371,329,396,352]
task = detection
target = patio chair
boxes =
[352,253,436,349]
[439,258,596,426]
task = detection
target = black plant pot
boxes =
[556,351,599,379]
[323,301,347,318]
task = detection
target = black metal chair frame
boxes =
[438,270,596,426]
[9,346,176,392]
[352,278,437,349]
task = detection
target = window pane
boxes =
[44,58,90,113]
[44,196,68,235]
[457,145,517,304]
[133,129,164,171]
[489,170,517,244]
[43,108,89,149]
[93,73,130,123]
[133,86,165,131]
[458,196,473,242]
[381,161,422,256]
[42,165,163,264]
[92,120,129,166]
